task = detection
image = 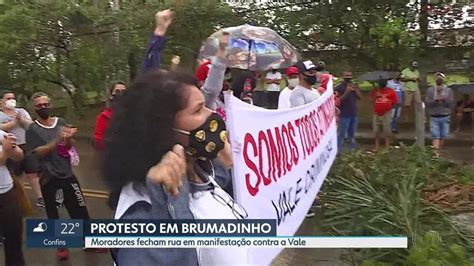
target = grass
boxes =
[320,146,474,265]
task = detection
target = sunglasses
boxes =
[35,103,51,109]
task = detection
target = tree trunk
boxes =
[419,0,429,53]
[128,49,138,81]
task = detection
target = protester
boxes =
[105,70,243,265]
[316,60,326,73]
[425,73,454,150]
[231,70,256,104]
[94,81,126,150]
[252,72,268,108]
[289,59,321,108]
[133,9,233,193]
[25,92,101,260]
[278,66,299,110]
[370,80,398,151]
[387,75,404,134]
[401,60,421,122]
[335,71,361,153]
[0,130,25,266]
[170,55,181,71]
[0,90,44,207]
[288,59,321,218]
[455,94,474,132]
[265,69,282,109]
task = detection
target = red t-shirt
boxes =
[95,108,113,150]
[371,88,398,116]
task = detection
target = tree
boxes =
[235,0,471,71]
[0,0,240,116]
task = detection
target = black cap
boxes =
[295,59,317,73]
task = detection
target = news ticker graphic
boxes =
[84,236,408,249]
[26,219,408,249]
[27,219,276,248]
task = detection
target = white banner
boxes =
[224,84,338,265]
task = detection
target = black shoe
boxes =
[305,210,315,218]
[56,201,63,208]
[392,129,399,135]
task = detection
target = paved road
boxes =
[2,139,472,266]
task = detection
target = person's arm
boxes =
[0,119,18,131]
[425,87,437,107]
[339,85,352,101]
[33,140,58,158]
[265,73,274,84]
[353,84,362,99]
[141,10,174,74]
[63,128,77,149]
[0,134,23,164]
[18,109,33,129]
[146,144,187,197]
[202,33,229,110]
[26,126,64,158]
[273,73,282,84]
[400,70,417,82]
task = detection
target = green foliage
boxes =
[0,0,240,115]
[368,17,421,70]
[0,1,471,116]
[321,145,474,264]
[405,231,472,266]
[362,231,472,266]
[253,0,419,70]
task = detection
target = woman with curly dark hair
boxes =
[104,69,249,265]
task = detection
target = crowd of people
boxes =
[0,8,472,266]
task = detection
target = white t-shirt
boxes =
[0,130,13,194]
[0,108,32,145]
[278,87,293,110]
[290,85,321,108]
[189,180,249,266]
[265,72,282,92]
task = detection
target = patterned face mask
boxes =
[175,112,228,160]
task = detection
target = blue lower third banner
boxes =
[26,219,277,248]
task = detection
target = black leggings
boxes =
[0,186,25,266]
[40,175,90,220]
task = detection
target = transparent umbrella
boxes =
[198,24,300,71]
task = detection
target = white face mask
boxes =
[288,78,299,88]
[4,99,16,110]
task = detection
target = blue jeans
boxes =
[430,116,450,139]
[338,116,358,153]
[391,105,402,132]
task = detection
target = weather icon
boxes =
[33,222,48,233]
